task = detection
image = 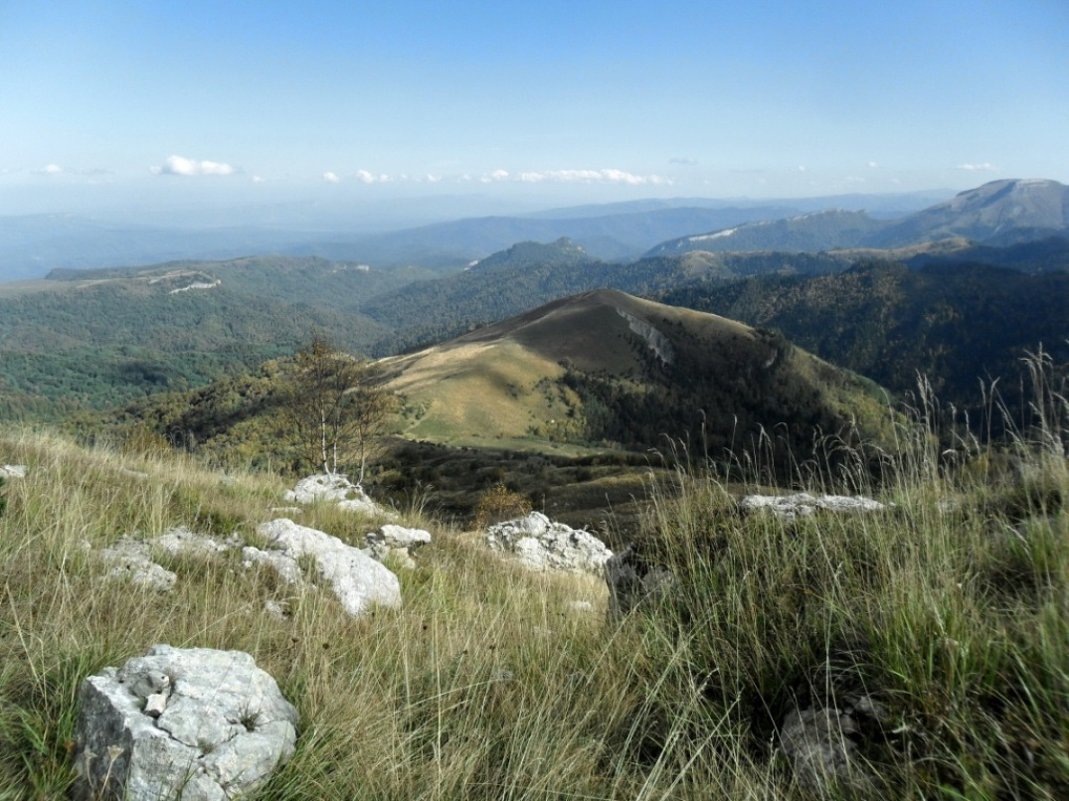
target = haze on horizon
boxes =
[2,0,1067,223]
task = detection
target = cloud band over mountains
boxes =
[320,167,671,186]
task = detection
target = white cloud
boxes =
[957,162,998,172]
[425,173,442,183]
[251,175,264,184]
[867,161,879,168]
[323,171,341,184]
[516,168,670,186]
[796,165,807,172]
[152,155,236,176]
[42,163,63,175]
[354,169,392,184]
[669,157,698,166]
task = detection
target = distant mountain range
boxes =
[0,190,950,281]
[2,179,1066,425]
[647,179,1069,257]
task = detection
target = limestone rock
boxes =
[284,473,394,517]
[256,518,401,616]
[73,645,298,801]
[741,492,886,521]
[364,524,431,568]
[373,524,432,550]
[99,528,242,592]
[484,512,612,576]
[156,526,235,558]
[242,545,305,586]
[284,473,356,504]
[605,545,675,619]
[99,538,177,592]
[0,464,26,478]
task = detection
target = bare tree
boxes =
[285,335,395,481]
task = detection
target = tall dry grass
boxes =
[0,350,1066,799]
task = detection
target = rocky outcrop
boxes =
[95,521,405,617]
[284,473,393,517]
[364,524,432,569]
[251,518,401,616]
[741,493,887,521]
[74,645,297,801]
[99,538,177,593]
[484,512,612,576]
[604,545,675,619]
[97,528,239,592]
[156,526,237,557]
[616,307,675,366]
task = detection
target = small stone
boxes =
[270,506,302,515]
[126,670,170,701]
[370,524,432,551]
[605,545,675,619]
[263,599,290,621]
[780,705,866,792]
[143,692,168,718]
[0,464,27,478]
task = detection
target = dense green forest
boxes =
[1,241,1066,425]
[662,261,1069,416]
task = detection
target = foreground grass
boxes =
[1,381,1067,800]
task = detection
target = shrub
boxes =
[472,483,531,529]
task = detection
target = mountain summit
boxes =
[646,179,1069,256]
[873,178,1069,247]
[378,289,892,465]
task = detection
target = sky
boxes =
[2,0,1068,218]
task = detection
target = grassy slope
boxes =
[380,289,895,460]
[1,369,1067,799]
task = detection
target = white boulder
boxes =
[0,464,26,478]
[485,512,612,576]
[284,473,393,517]
[255,518,401,616]
[74,645,298,801]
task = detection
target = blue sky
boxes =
[2,0,1067,215]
